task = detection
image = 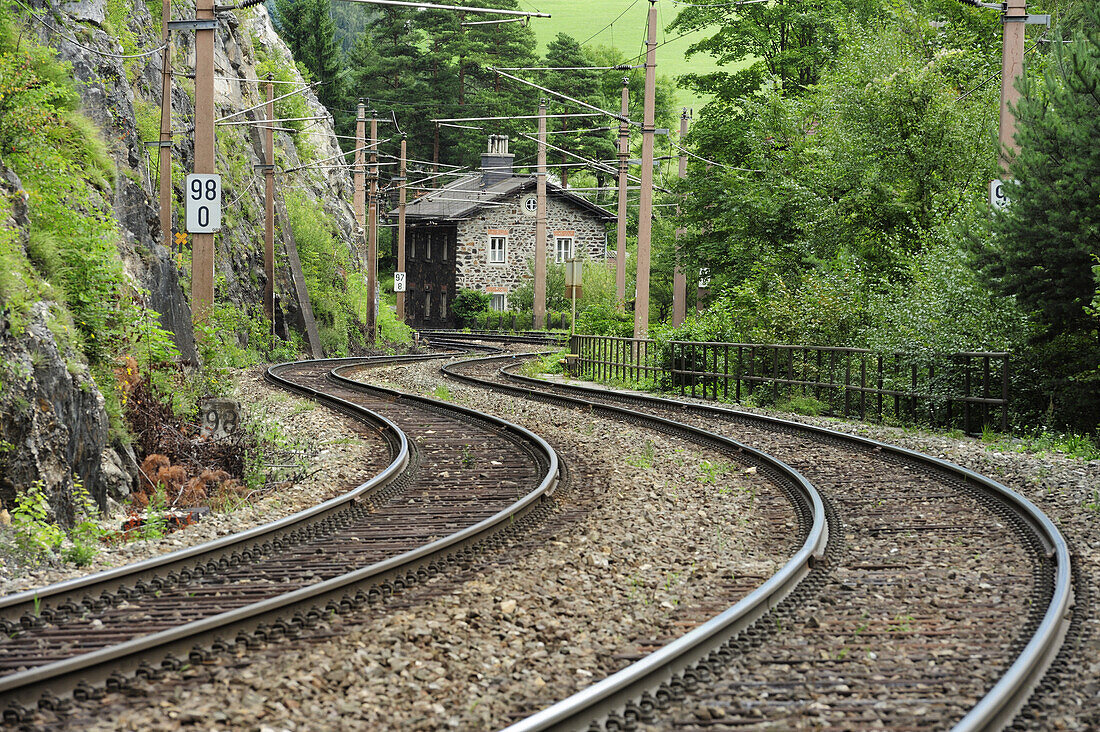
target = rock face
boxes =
[1,1,356,522]
[0,168,136,521]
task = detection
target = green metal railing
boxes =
[569,335,1010,432]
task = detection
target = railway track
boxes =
[419,344,1072,732]
[0,354,557,721]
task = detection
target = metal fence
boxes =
[569,335,1010,433]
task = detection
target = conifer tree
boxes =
[988,6,1099,338]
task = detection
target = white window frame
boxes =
[489,235,507,264]
[554,236,574,264]
[490,293,507,312]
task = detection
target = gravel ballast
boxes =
[16,353,1100,731]
[33,357,795,730]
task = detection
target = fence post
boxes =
[983,354,991,430]
[1001,354,1010,431]
[877,354,884,422]
[844,353,851,416]
[860,356,867,420]
[964,356,972,434]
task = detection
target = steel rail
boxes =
[491,357,1073,732]
[437,351,829,732]
[0,353,559,717]
[0,356,409,624]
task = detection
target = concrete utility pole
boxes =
[354,101,366,262]
[158,0,172,254]
[534,99,548,330]
[263,77,275,322]
[633,0,657,341]
[396,134,407,322]
[672,108,689,327]
[366,112,379,342]
[191,0,216,324]
[615,77,629,311]
[999,0,1027,171]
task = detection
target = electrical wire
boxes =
[579,0,642,47]
[13,0,168,58]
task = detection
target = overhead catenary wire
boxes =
[492,65,642,71]
[216,83,320,123]
[13,0,167,58]
[490,68,636,125]
[332,0,550,18]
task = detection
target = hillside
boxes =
[530,0,728,111]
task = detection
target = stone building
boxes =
[391,136,615,329]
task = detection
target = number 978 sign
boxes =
[186,174,222,233]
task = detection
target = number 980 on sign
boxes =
[185,173,223,233]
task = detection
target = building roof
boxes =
[390,173,616,223]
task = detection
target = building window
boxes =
[424,291,432,319]
[409,232,417,260]
[523,195,538,215]
[489,235,507,264]
[490,293,507,311]
[555,236,574,263]
[440,289,448,319]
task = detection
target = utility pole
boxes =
[367,111,379,342]
[999,0,1027,172]
[158,0,172,254]
[263,76,275,322]
[354,101,366,262]
[534,99,548,331]
[633,0,657,341]
[615,77,629,311]
[396,134,407,323]
[191,0,216,324]
[433,123,440,177]
[672,108,689,327]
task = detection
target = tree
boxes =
[273,0,345,109]
[988,9,1100,340]
[982,5,1100,431]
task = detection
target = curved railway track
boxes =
[0,354,558,721]
[416,343,1072,732]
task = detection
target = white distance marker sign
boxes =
[989,179,1012,211]
[393,271,407,293]
[186,173,222,233]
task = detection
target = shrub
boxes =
[452,289,491,328]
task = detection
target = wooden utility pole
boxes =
[353,101,366,261]
[396,134,407,322]
[999,0,1027,171]
[534,99,548,330]
[366,112,379,342]
[191,0,216,324]
[615,77,629,311]
[158,0,172,254]
[633,0,657,341]
[672,108,689,327]
[263,76,275,322]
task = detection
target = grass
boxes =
[530,0,747,111]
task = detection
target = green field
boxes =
[527,0,726,111]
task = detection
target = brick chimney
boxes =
[480,135,514,187]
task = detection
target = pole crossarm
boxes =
[334,0,549,17]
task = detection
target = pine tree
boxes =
[273,0,345,109]
[989,7,1100,338]
[985,4,1100,430]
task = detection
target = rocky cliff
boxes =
[1,0,358,523]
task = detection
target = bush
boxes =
[452,289,491,328]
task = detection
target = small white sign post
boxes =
[186,173,222,233]
[393,271,407,293]
[989,179,1013,211]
